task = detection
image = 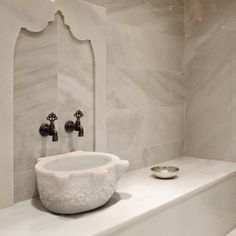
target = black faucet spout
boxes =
[51,128,58,142]
[78,126,84,137]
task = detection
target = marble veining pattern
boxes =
[107,22,183,72]
[85,0,184,36]
[105,0,184,172]
[107,107,184,155]
[14,23,58,115]
[184,0,236,162]
[107,65,184,110]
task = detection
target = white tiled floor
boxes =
[227,228,236,236]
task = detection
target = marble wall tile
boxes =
[14,169,38,203]
[107,107,184,153]
[162,33,184,72]
[84,0,145,11]
[107,65,171,109]
[85,0,184,36]
[107,65,185,109]
[184,0,225,39]
[107,22,183,72]
[107,109,143,153]
[142,1,184,36]
[230,59,236,159]
[14,23,57,114]
[157,107,184,143]
[229,31,236,59]
[185,55,231,103]
[146,0,183,9]
[232,59,236,110]
[184,0,236,162]
[58,63,94,112]
[185,117,232,161]
[185,30,232,60]
[137,107,184,148]
[169,72,185,106]
[56,14,94,64]
[104,0,184,173]
[116,140,183,171]
[184,0,236,37]
[109,3,184,36]
[185,51,232,161]
[226,16,236,32]
[159,139,184,160]
[116,147,149,172]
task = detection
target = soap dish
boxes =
[151,166,179,179]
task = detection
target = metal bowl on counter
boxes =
[151,166,179,179]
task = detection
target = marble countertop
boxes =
[227,228,236,236]
[1,157,236,236]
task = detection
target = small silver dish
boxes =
[151,166,179,179]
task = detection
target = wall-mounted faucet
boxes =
[65,110,84,136]
[39,113,58,142]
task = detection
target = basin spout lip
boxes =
[116,160,129,179]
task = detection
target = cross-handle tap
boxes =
[65,110,84,137]
[39,113,58,142]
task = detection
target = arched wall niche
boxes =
[0,0,107,208]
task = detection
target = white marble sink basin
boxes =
[35,151,129,214]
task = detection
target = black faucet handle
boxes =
[65,110,84,135]
[40,112,58,142]
[47,113,58,122]
[74,110,84,119]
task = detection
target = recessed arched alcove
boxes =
[0,1,107,208]
[13,12,96,202]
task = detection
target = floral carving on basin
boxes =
[35,151,129,214]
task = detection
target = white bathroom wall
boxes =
[86,0,185,170]
[184,0,236,161]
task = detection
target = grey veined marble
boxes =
[85,0,184,36]
[184,0,236,162]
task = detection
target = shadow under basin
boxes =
[31,191,132,218]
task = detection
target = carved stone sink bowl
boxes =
[35,151,129,214]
